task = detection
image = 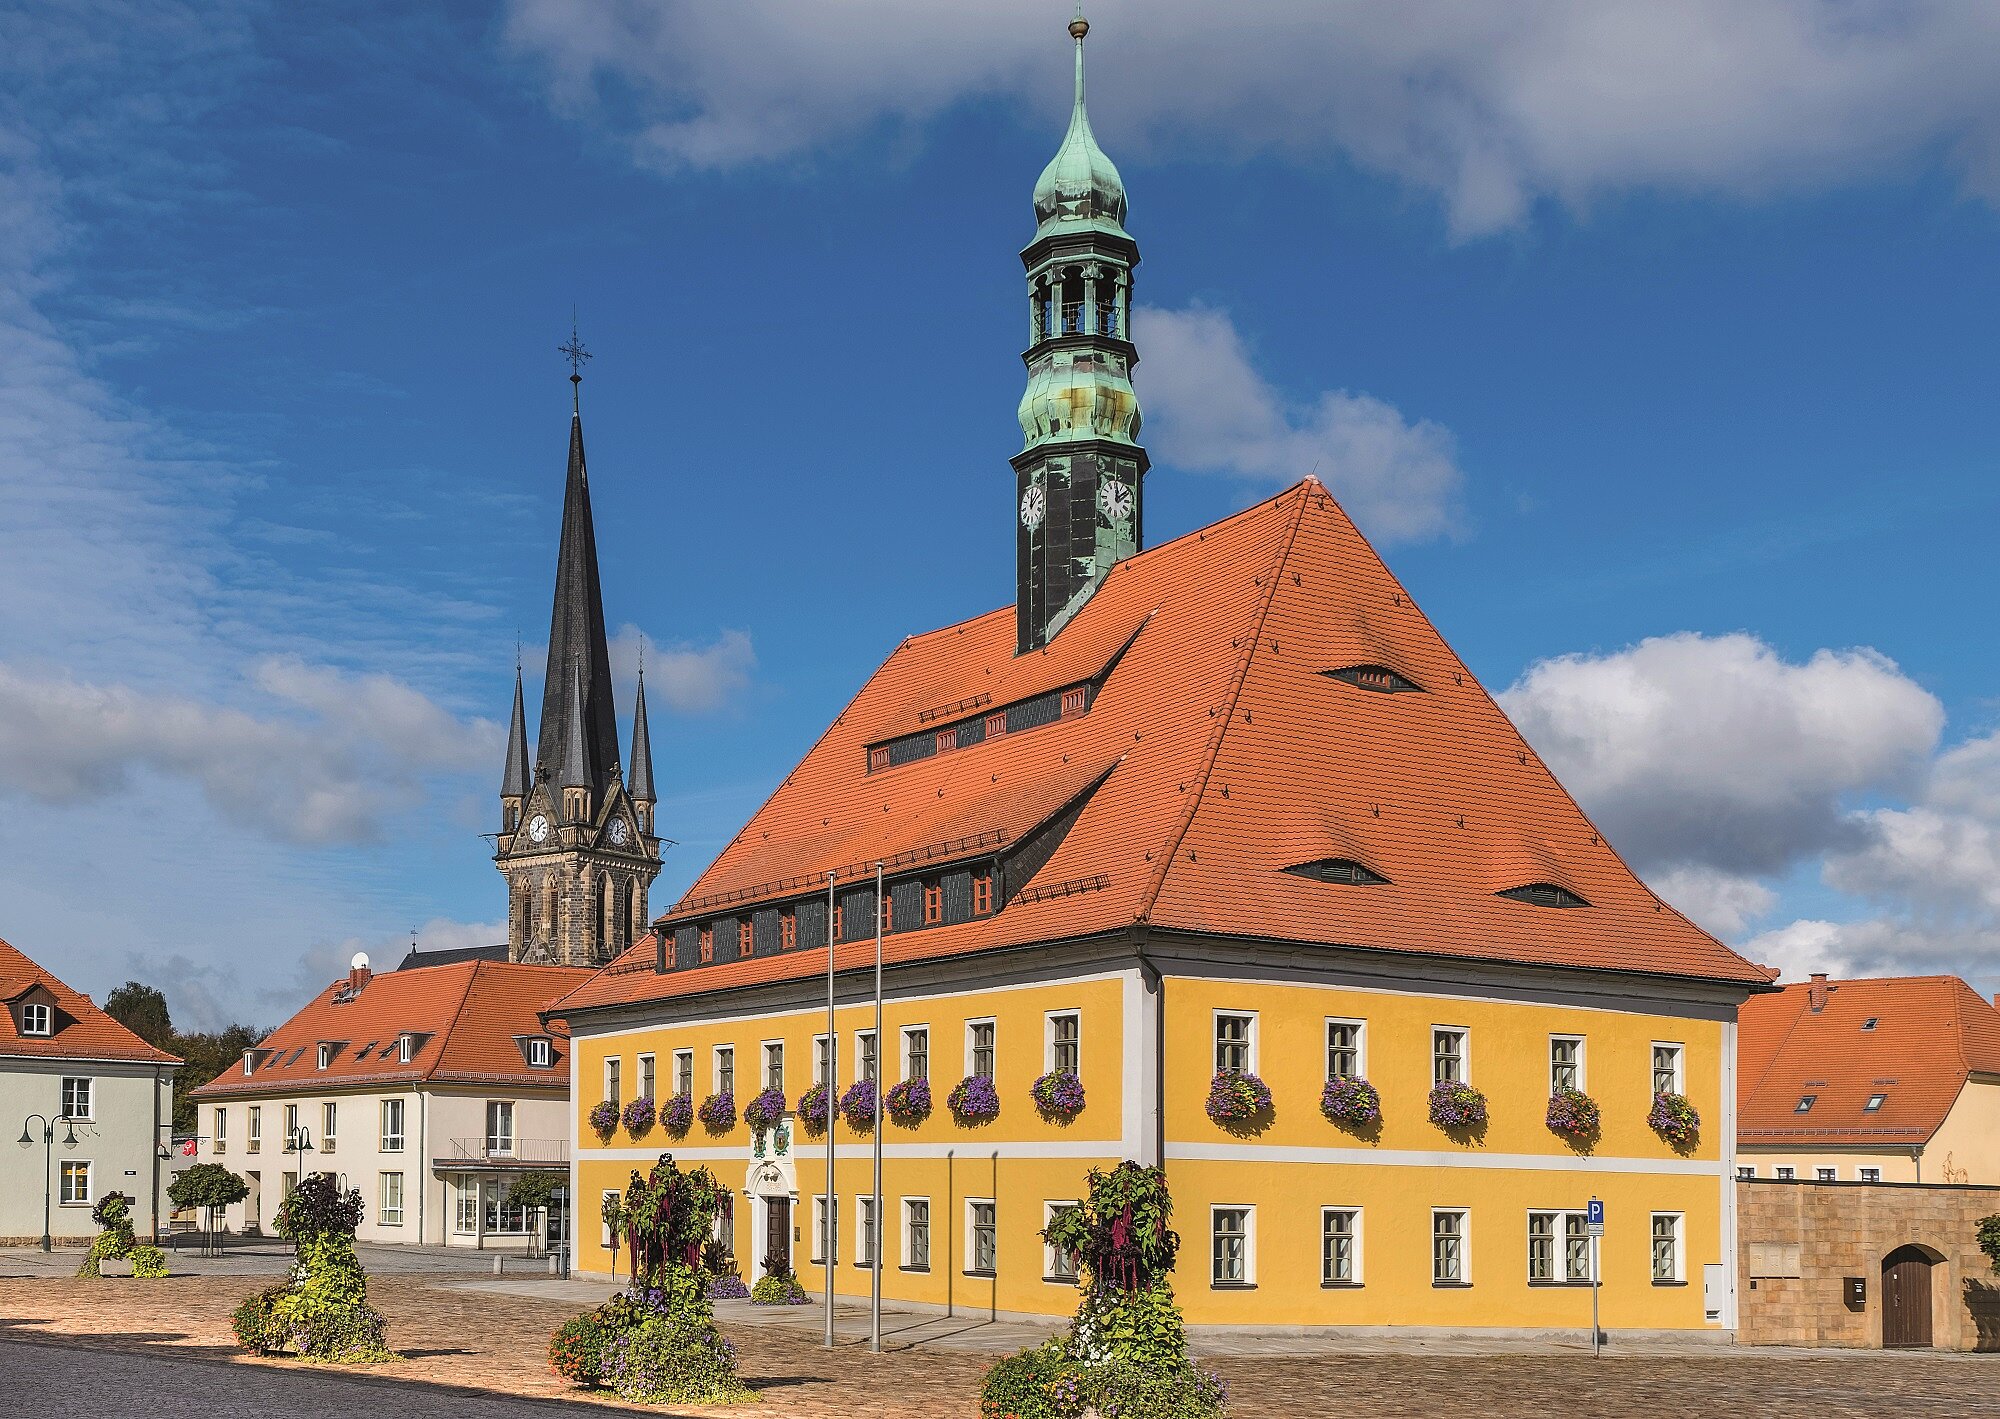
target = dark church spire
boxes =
[559,657,591,795]
[501,665,531,801]
[629,665,656,806]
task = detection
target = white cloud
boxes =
[502,0,2000,235]
[610,624,757,715]
[1137,305,1464,543]
[1646,866,1778,940]
[1743,916,2000,988]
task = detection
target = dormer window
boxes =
[20,1002,52,1036]
[316,1043,332,1070]
[397,1033,414,1064]
[1283,858,1388,886]
[1498,883,1590,909]
[1323,665,1422,694]
[528,1038,553,1068]
[242,1051,256,1076]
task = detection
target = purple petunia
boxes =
[947,1073,1001,1123]
[622,1095,657,1134]
[1648,1091,1701,1147]
[1428,1080,1489,1130]
[698,1091,735,1130]
[839,1078,878,1131]
[796,1082,830,1132]
[1545,1086,1601,1138]
[588,1099,619,1138]
[1205,1070,1273,1125]
[884,1077,932,1126]
[743,1087,787,1131]
[1031,1070,1086,1120]
[1320,1075,1381,1129]
[659,1092,694,1135]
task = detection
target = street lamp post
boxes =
[17,1113,79,1253]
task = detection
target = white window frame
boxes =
[636,1052,656,1099]
[213,1106,227,1151]
[1044,1200,1081,1282]
[1549,1035,1585,1094]
[1210,1204,1255,1287]
[321,1101,337,1153]
[379,1171,405,1226]
[60,1076,93,1122]
[966,1197,997,1276]
[59,1158,92,1206]
[1324,1018,1366,1080]
[1213,1010,1258,1074]
[529,1036,552,1068]
[1432,1027,1469,1086]
[604,1056,622,1106]
[1775,1166,1796,1180]
[812,1194,836,1265]
[1044,1011,1081,1075]
[397,1033,414,1064]
[453,1177,479,1235]
[380,1098,405,1152]
[247,1105,262,1152]
[812,1034,832,1087]
[1815,1166,1837,1182]
[1432,1207,1470,1285]
[965,1019,997,1079]
[1321,1206,1363,1286]
[762,1040,784,1092]
[284,1103,299,1143]
[903,1196,931,1271]
[316,1042,333,1070]
[901,1025,929,1082]
[854,1030,878,1084]
[713,1044,735,1096]
[487,1100,516,1156]
[1650,1211,1684,1284]
[1651,1041,1685,1095]
[673,1048,693,1098]
[856,1194,878,1268]
[1527,1209,1592,1284]
[1859,1167,1882,1183]
[20,1001,52,1036]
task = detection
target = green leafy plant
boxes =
[168,1162,249,1213]
[231,1172,392,1363]
[1979,1215,2000,1275]
[130,1244,168,1279]
[78,1192,138,1278]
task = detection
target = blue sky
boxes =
[5,1,2000,1026]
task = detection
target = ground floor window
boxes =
[813,1195,834,1265]
[59,1159,91,1205]
[485,1179,529,1234]
[379,1172,404,1226]
[1528,1211,1590,1284]
[602,1190,621,1248]
[856,1196,877,1268]
[967,1200,996,1276]
[1433,1209,1468,1285]
[904,1199,930,1271]
[454,1177,479,1235]
[1651,1213,1682,1283]
[1045,1202,1080,1282]
[1322,1208,1359,1285]
[1211,1206,1252,1287]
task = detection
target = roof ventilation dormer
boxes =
[1322,665,1422,694]
[1497,882,1590,909]
[1283,858,1389,886]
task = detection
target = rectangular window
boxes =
[1794,1094,1816,1113]
[380,1098,405,1152]
[1549,1036,1583,1094]
[674,1049,693,1098]
[638,1053,656,1100]
[1214,1012,1255,1074]
[869,746,890,772]
[284,1103,299,1144]
[1046,1202,1080,1281]
[880,892,894,932]
[1651,1043,1684,1095]
[1651,1213,1682,1283]
[1049,1012,1080,1075]
[601,1190,621,1248]
[1322,1208,1360,1285]
[1864,1093,1887,1112]
[1860,1167,1882,1183]
[715,1046,735,1097]
[605,1057,622,1108]
[739,921,754,958]
[1433,1209,1468,1285]
[780,910,797,950]
[59,1159,91,1205]
[397,1033,414,1064]
[968,1020,996,1079]
[764,1042,784,1091]
[528,1037,552,1068]
[832,905,844,940]
[1211,1206,1252,1287]
[698,924,714,963]
[985,711,1006,739]
[1432,1028,1467,1085]
[814,1036,832,1087]
[1775,1166,1795,1180]
[248,1105,262,1152]
[213,1107,227,1153]
[814,1195,836,1264]
[1060,687,1087,716]
[455,1180,479,1235]
[1816,1166,1836,1182]
[317,1043,333,1070]
[903,1027,929,1081]
[487,1101,515,1156]
[923,883,942,925]
[935,727,957,753]
[61,1077,92,1121]
[321,1101,337,1153]
[968,1200,997,1275]
[857,1031,877,1083]
[379,1172,404,1225]
[1326,1020,1364,1080]
[1529,1212,1591,1284]
[1737,1166,1754,1180]
[21,1001,51,1036]
[857,1196,877,1268]
[905,1198,931,1271]
[972,872,994,915]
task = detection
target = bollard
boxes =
[493,1255,503,1276]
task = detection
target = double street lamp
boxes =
[17,1113,79,1253]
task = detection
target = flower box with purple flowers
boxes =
[659,1093,693,1135]
[1205,1070,1272,1126]
[1428,1080,1488,1130]
[1648,1091,1701,1147]
[588,1099,619,1139]
[1031,1071,1086,1121]
[839,1078,878,1131]
[742,1087,787,1131]
[697,1091,735,1130]
[796,1082,830,1133]
[1319,1075,1381,1129]
[1545,1086,1600,1139]
[621,1096,656,1135]
[885,1077,931,1126]
[947,1073,1000,1124]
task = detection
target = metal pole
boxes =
[824,869,837,1348]
[40,1120,53,1253]
[871,861,884,1353]
[1591,1233,1601,1356]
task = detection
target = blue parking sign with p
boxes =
[1586,1198,1605,1233]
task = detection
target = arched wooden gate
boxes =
[1882,1245,1935,1348]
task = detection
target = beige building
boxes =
[1738,973,2000,1185]
[191,949,586,1247]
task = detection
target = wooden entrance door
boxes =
[764,1197,792,1277]
[1882,1246,1935,1348]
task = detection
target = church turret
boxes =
[500,665,531,832]
[629,666,655,833]
[1014,9,1146,654]
[535,373,622,796]
[559,659,591,822]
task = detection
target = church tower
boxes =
[495,347,661,966]
[1014,11,1146,654]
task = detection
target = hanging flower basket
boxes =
[1031,1071,1086,1121]
[622,1095,657,1135]
[698,1091,735,1130]
[947,1074,1001,1124]
[1648,1091,1701,1148]
[885,1077,932,1127]
[743,1088,787,1131]
[1545,1086,1601,1140]
[1319,1075,1381,1129]
[659,1093,694,1136]
[1205,1070,1272,1126]
[588,1100,619,1140]
[796,1083,830,1134]
[1428,1080,1489,1131]
[839,1078,878,1131]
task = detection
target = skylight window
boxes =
[1795,1094,1817,1113]
[1864,1094,1887,1112]
[1498,883,1590,909]
[1861,1017,1879,1031]
[1283,858,1389,886]
[1322,665,1422,694]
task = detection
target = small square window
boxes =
[1060,687,1086,716]
[1815,1167,1836,1182]
[1736,1166,1754,1180]
[1775,1166,1795,1180]
[935,727,957,753]
[869,746,890,772]
[528,1037,552,1068]
[985,711,1006,738]
[21,1002,52,1036]
[1859,1167,1881,1183]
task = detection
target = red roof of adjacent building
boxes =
[1737,974,2000,1147]
[191,957,589,1099]
[556,481,1767,1018]
[0,936,181,1065]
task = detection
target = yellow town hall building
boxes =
[546,17,1769,1336]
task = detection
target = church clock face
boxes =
[607,817,630,846]
[1096,478,1133,523]
[1020,482,1046,531]
[527,813,550,844]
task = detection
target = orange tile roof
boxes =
[0,936,181,1066]
[1737,975,2000,1146]
[191,957,589,1099]
[556,481,1768,1018]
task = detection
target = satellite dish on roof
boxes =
[350,951,370,972]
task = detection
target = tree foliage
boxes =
[104,981,174,1049]
[169,1162,249,1212]
[1979,1214,2000,1275]
[101,980,268,1132]
[507,1169,565,1215]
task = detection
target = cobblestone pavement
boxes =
[2,1273,1997,1417]
[0,1240,532,1279]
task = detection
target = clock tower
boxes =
[1014,11,1146,654]
[495,351,662,966]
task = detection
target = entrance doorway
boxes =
[764,1196,792,1277]
[1882,1245,1935,1348]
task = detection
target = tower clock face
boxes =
[1096,479,1133,523]
[607,818,630,846]
[1020,482,1047,531]
[527,813,550,844]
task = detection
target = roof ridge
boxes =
[1743,988,1811,1102]
[1135,487,1311,923]
[421,960,486,1083]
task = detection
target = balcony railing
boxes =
[439,1136,568,1166]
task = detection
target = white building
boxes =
[191,950,586,1247]
[0,936,180,1245]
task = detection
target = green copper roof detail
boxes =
[1032,14,1127,237]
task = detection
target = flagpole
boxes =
[871,860,884,1353]
[824,868,837,1348]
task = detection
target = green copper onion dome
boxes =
[1031,14,1127,236]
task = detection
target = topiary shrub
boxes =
[78,1192,139,1279]
[749,1264,812,1305]
[230,1172,392,1363]
[169,1161,249,1245]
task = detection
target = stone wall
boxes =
[1738,1178,2000,1350]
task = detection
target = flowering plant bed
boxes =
[1031,1071,1086,1121]
[1648,1091,1701,1148]
[1205,1070,1272,1126]
[622,1096,656,1135]
[750,1265,813,1305]
[1319,1075,1381,1129]
[885,1077,932,1126]
[706,1274,750,1300]
[1428,1080,1489,1131]
[233,1172,392,1363]
[660,1093,694,1135]
[947,1073,1001,1124]
[697,1092,735,1131]
[839,1078,878,1131]
[589,1100,619,1140]
[796,1083,830,1133]
[742,1088,787,1131]
[1545,1086,1601,1140]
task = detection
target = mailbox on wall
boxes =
[1844,1275,1867,1308]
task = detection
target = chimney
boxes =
[1808,973,1830,1013]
